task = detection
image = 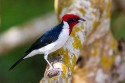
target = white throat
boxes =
[63,21,69,29]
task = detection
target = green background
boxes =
[0,0,125,83]
[1,0,53,83]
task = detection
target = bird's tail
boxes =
[9,53,28,71]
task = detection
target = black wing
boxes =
[25,23,63,54]
[9,23,63,71]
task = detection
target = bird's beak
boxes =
[79,18,86,22]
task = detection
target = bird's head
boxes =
[62,14,85,34]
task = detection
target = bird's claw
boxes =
[49,66,54,70]
[49,65,59,70]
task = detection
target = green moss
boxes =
[63,50,70,66]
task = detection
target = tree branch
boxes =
[41,0,125,83]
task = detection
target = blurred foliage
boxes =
[2,0,54,32]
[0,0,125,83]
[111,11,125,40]
[0,0,54,83]
[0,42,46,83]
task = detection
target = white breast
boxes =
[24,21,69,59]
[40,21,70,54]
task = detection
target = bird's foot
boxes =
[49,65,54,70]
[49,65,60,71]
[47,66,60,78]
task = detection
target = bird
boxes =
[9,14,85,70]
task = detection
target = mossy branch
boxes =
[40,1,87,83]
[40,0,125,83]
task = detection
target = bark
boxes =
[41,0,125,83]
[113,0,125,12]
[41,1,87,83]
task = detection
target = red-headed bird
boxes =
[9,14,85,70]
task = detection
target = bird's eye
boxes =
[72,18,77,21]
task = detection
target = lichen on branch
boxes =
[40,0,125,83]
